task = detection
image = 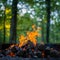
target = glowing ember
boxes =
[8,52,15,57]
[19,24,41,47]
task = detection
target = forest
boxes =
[0,0,60,44]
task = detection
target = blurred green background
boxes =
[0,0,60,44]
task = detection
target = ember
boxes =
[0,42,60,58]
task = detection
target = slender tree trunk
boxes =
[3,7,6,43]
[42,20,44,41]
[3,2,6,44]
[46,0,51,43]
[10,0,18,44]
[42,19,44,41]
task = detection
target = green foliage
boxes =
[0,0,60,43]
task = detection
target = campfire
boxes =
[0,25,60,58]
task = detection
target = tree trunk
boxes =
[46,0,51,43]
[3,2,6,44]
[3,7,6,43]
[42,19,44,41]
[10,0,18,44]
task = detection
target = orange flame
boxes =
[19,24,41,47]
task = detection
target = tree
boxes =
[46,0,51,43]
[0,0,7,43]
[3,0,7,43]
[10,0,18,44]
